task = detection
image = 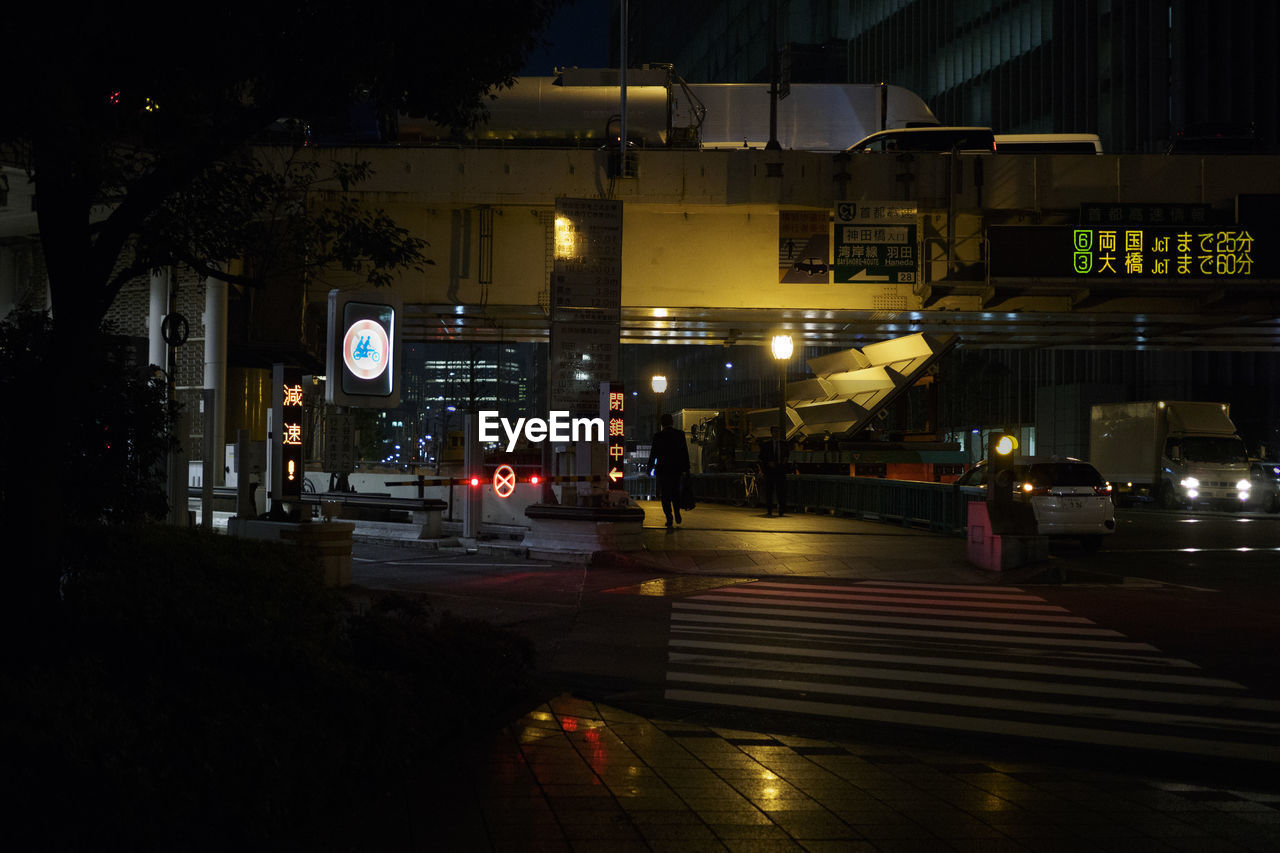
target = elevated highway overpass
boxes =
[293,145,1280,352]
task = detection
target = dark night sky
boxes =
[521,0,614,76]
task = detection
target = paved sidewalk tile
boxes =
[434,694,1280,852]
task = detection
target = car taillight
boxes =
[1018,482,1051,496]
[1094,483,1113,496]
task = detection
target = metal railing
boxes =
[628,472,966,534]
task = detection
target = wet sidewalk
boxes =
[417,694,1280,852]
[343,503,1280,849]
[353,499,1034,585]
[618,500,1016,584]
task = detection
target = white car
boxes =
[847,126,997,154]
[1248,459,1280,513]
[955,456,1116,550]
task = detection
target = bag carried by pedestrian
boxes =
[679,473,696,511]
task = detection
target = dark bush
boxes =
[0,525,536,850]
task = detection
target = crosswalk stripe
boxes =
[666,671,1280,733]
[667,639,1227,683]
[663,688,1280,764]
[666,653,1279,711]
[676,598,1111,631]
[671,624,1193,668]
[664,580,1279,762]
[753,580,1043,597]
[733,584,1070,609]
[686,591,1085,617]
[670,610,1161,650]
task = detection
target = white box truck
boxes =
[1088,401,1251,509]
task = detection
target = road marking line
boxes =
[666,672,1280,735]
[689,592,1086,620]
[667,652,1274,709]
[662,689,1280,764]
[667,637,1211,678]
[673,602,1129,637]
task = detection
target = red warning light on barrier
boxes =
[530,474,540,486]
[469,476,480,487]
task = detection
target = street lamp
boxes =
[771,335,793,454]
[651,374,667,436]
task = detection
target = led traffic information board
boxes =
[1071,228,1255,277]
[988,226,1276,279]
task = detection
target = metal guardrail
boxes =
[199,474,966,533]
[626,473,966,535]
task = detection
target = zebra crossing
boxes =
[664,580,1280,763]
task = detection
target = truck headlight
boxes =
[1180,477,1199,489]
[1236,479,1251,491]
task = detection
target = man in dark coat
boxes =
[758,425,791,517]
[648,413,691,528]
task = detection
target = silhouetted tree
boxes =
[0,0,564,636]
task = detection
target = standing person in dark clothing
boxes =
[648,413,691,529]
[758,425,791,517]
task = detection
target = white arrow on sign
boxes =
[846,269,892,282]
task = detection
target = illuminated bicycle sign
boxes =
[342,319,390,380]
[326,290,401,407]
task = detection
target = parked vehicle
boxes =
[1248,459,1280,513]
[395,68,942,153]
[846,126,996,154]
[994,133,1103,154]
[1166,122,1264,154]
[1088,401,1251,509]
[955,456,1116,550]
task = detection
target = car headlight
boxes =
[1180,477,1199,489]
[1236,479,1251,491]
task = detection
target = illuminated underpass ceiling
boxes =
[403,303,1280,351]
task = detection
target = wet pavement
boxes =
[344,500,1280,850]
[408,695,1280,852]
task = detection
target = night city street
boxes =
[6,0,1280,848]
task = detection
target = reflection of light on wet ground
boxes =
[549,714,611,774]
[604,576,757,597]
[474,696,1280,848]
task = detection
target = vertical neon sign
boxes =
[272,363,305,506]
[603,382,625,489]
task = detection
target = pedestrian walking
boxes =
[648,413,691,529]
[758,425,791,517]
